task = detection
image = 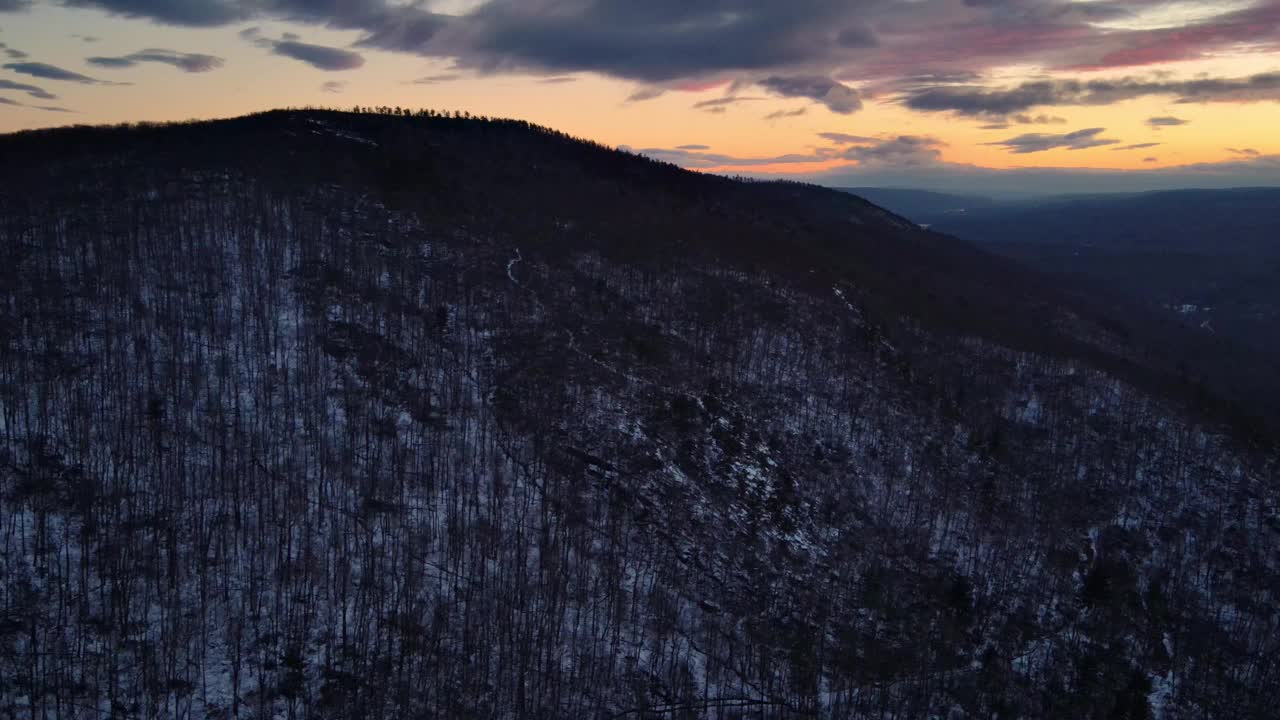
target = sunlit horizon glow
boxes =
[3,0,1280,194]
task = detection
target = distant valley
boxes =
[844,187,1280,402]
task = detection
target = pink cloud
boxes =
[1074,1,1280,70]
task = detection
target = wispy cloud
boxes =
[87,48,224,72]
[838,135,944,166]
[632,146,826,169]
[241,28,364,71]
[758,75,861,114]
[272,40,363,70]
[1013,114,1066,125]
[692,95,764,113]
[3,61,111,84]
[0,95,75,112]
[0,42,29,59]
[62,0,248,26]
[0,77,56,99]
[625,87,664,103]
[903,73,1280,117]
[764,107,807,120]
[637,133,944,171]
[820,132,878,145]
[987,127,1120,154]
[408,74,458,85]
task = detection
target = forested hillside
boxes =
[1,110,1278,719]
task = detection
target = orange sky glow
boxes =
[3,1,1280,193]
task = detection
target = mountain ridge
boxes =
[6,109,1271,437]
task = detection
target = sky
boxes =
[2,0,1280,195]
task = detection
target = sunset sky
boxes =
[3,0,1280,194]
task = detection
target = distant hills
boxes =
[924,187,1280,253]
[834,187,998,222]
[846,187,1280,365]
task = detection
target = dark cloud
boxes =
[986,127,1119,154]
[3,62,106,84]
[819,132,878,145]
[692,96,764,112]
[676,144,710,150]
[759,75,861,114]
[0,78,57,99]
[904,80,1071,116]
[33,1,1280,108]
[625,87,664,103]
[87,48,224,72]
[1143,157,1158,163]
[320,80,344,93]
[0,0,32,10]
[63,0,248,26]
[21,0,1280,131]
[980,112,1067,129]
[0,95,74,112]
[0,42,29,59]
[52,1,863,84]
[834,25,877,49]
[434,1,861,82]
[895,70,986,87]
[540,76,577,84]
[271,40,364,71]
[1146,115,1187,128]
[408,74,459,85]
[1012,113,1065,125]
[84,57,135,68]
[1229,147,1261,156]
[62,0,448,56]
[904,73,1280,117]
[764,107,807,119]
[242,28,364,71]
[1112,142,1161,151]
[838,135,944,166]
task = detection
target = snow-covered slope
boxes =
[1,110,1277,719]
